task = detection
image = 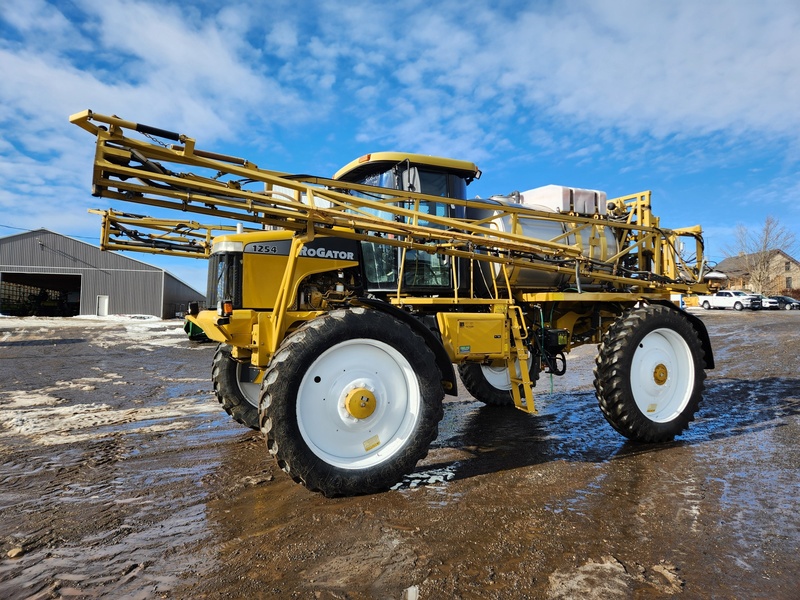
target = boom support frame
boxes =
[70,109,709,298]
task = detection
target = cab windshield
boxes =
[343,164,470,291]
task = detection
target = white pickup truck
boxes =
[697,290,762,311]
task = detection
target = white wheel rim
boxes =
[236,364,261,408]
[296,339,420,469]
[480,355,532,391]
[630,328,694,423]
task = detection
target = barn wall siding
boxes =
[163,272,207,317]
[0,230,204,318]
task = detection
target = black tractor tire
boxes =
[211,344,261,430]
[593,304,706,443]
[458,356,539,406]
[259,308,444,497]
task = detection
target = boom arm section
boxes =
[70,109,709,294]
[88,209,253,258]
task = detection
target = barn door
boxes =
[96,295,109,316]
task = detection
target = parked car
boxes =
[770,295,800,310]
[697,290,762,310]
[756,295,780,310]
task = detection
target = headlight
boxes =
[212,241,244,254]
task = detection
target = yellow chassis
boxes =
[72,110,711,412]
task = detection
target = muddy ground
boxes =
[0,309,797,599]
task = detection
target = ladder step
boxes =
[507,307,537,414]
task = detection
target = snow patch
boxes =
[0,389,213,446]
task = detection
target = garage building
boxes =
[0,229,205,318]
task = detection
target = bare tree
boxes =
[724,216,797,293]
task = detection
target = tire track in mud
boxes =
[184,311,800,599]
[0,317,229,598]
[1,313,799,599]
[0,420,222,597]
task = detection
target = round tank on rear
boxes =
[466,195,619,292]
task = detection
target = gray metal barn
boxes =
[0,229,205,318]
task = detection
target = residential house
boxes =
[715,250,800,294]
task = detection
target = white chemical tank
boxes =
[467,185,620,291]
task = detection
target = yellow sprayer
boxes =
[72,110,714,496]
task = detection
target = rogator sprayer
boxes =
[71,110,715,496]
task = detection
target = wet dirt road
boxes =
[0,310,798,599]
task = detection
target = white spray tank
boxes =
[466,185,619,291]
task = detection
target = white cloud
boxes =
[1,0,800,287]
[0,0,84,50]
[289,0,800,157]
[742,176,800,215]
[266,21,299,59]
[5,0,797,169]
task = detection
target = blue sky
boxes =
[1,0,799,294]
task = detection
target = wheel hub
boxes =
[653,363,668,386]
[344,387,377,419]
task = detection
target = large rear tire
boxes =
[593,304,706,443]
[458,355,538,406]
[211,344,261,430]
[260,308,444,497]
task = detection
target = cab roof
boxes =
[333,151,481,183]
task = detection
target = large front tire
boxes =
[458,355,538,406]
[593,305,706,443]
[260,308,444,497]
[211,344,261,430]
